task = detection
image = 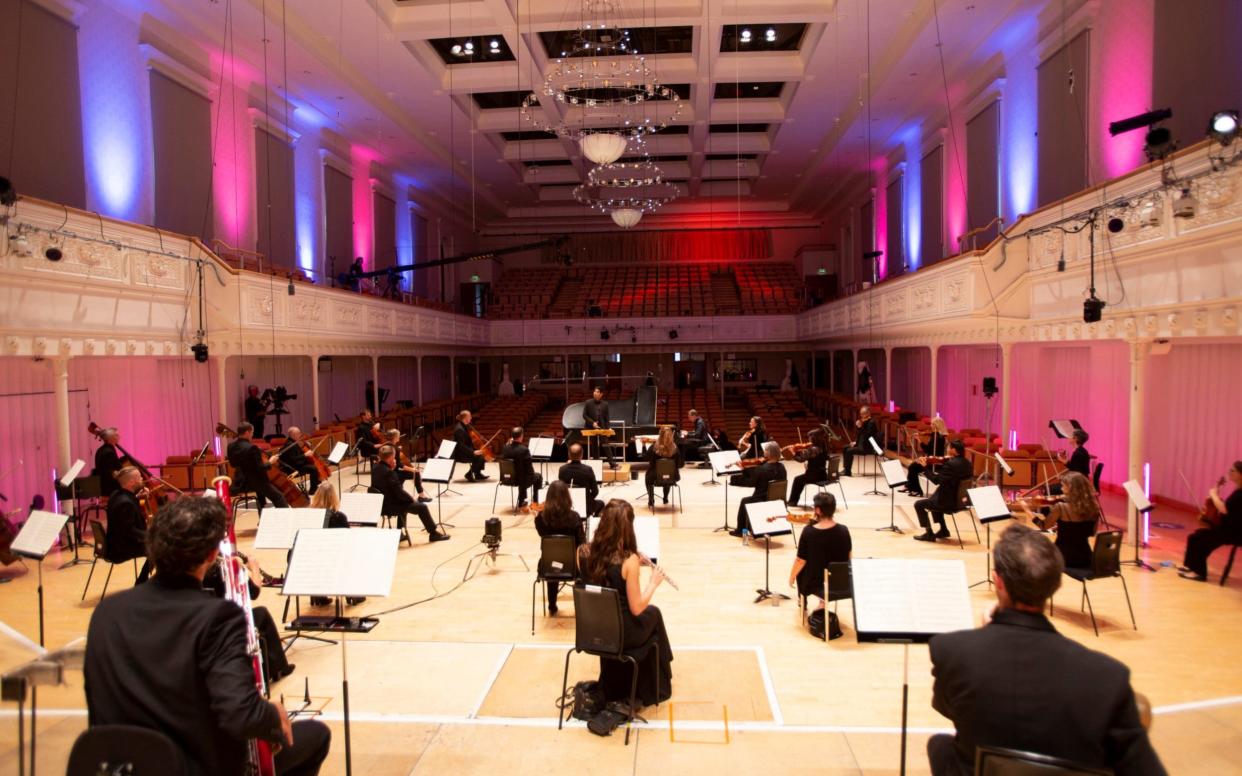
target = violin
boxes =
[1201,476,1227,528]
[738,458,763,469]
[781,442,814,460]
[737,428,755,456]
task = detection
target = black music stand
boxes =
[57,464,95,570]
[877,459,907,534]
[864,437,888,497]
[708,451,743,533]
[965,484,1012,590]
[189,440,213,493]
[1121,479,1157,571]
[421,458,458,531]
[700,433,723,485]
[746,501,793,604]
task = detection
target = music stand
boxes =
[56,462,93,569]
[699,432,723,484]
[746,501,792,604]
[864,437,887,497]
[708,451,743,533]
[966,485,1012,590]
[327,442,349,495]
[852,558,973,775]
[1121,479,1157,571]
[529,437,554,482]
[434,440,463,497]
[13,510,70,647]
[587,515,660,563]
[878,459,907,534]
[338,492,383,527]
[421,458,457,531]
[283,528,400,776]
[256,508,338,648]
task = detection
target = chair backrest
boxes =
[766,479,787,503]
[1090,530,1124,578]
[67,724,188,776]
[90,519,109,562]
[954,479,973,511]
[498,458,517,484]
[538,535,578,578]
[827,454,841,480]
[572,584,626,657]
[827,561,852,600]
[1092,462,1103,493]
[655,456,675,481]
[975,744,1111,776]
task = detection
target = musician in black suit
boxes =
[227,423,288,513]
[903,417,948,497]
[106,466,150,583]
[1064,428,1092,478]
[788,427,830,505]
[452,410,489,481]
[384,429,432,502]
[558,443,605,517]
[732,442,787,537]
[582,387,615,467]
[244,385,267,438]
[355,410,380,460]
[373,445,447,542]
[279,427,321,494]
[93,427,125,497]
[913,439,973,542]
[841,406,879,476]
[85,496,331,776]
[501,427,543,508]
[927,524,1164,775]
[676,409,710,461]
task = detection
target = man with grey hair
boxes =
[732,441,786,537]
[93,427,125,497]
[926,524,1164,775]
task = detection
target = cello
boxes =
[468,425,500,462]
[215,423,309,508]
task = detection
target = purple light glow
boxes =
[1095,2,1155,179]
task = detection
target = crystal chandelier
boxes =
[587,161,664,188]
[574,178,680,216]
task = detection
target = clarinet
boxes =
[213,475,277,776]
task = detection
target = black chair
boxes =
[493,458,520,513]
[67,725,187,776]
[766,479,787,503]
[367,486,411,546]
[1053,530,1136,637]
[945,480,980,550]
[1091,462,1103,493]
[975,744,1111,775]
[814,454,849,509]
[559,584,661,745]
[81,519,141,601]
[798,561,853,639]
[649,458,682,513]
[532,535,578,634]
[1219,542,1242,586]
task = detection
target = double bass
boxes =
[215,423,308,508]
[87,422,174,517]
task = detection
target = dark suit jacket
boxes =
[688,417,708,442]
[929,609,1164,774]
[855,418,880,451]
[535,509,586,545]
[85,574,285,776]
[749,460,787,500]
[927,455,973,512]
[452,423,479,462]
[94,443,123,497]
[106,489,146,562]
[372,460,413,514]
[921,433,947,457]
[1067,446,1092,478]
[583,399,610,429]
[281,442,311,474]
[226,439,268,491]
[244,396,266,427]
[502,442,537,486]
[797,447,828,481]
[558,461,600,505]
[356,423,378,458]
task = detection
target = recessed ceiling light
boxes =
[489,39,500,50]
[765,28,776,42]
[451,44,462,55]
[740,28,752,42]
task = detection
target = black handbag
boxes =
[808,608,843,641]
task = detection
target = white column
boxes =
[310,354,321,428]
[215,355,229,428]
[371,356,380,412]
[1128,339,1148,540]
[416,356,424,405]
[52,356,71,474]
[929,345,940,417]
[883,346,893,407]
[1000,342,1014,448]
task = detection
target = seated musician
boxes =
[373,445,448,542]
[280,427,321,495]
[452,410,490,482]
[534,481,585,615]
[578,499,673,707]
[106,466,151,584]
[788,427,830,506]
[913,439,973,542]
[201,545,296,684]
[93,426,125,497]
[732,441,786,537]
[736,416,767,460]
[788,493,851,617]
[355,410,380,460]
[85,496,331,776]
[676,409,709,461]
[558,443,604,517]
[642,426,683,507]
[1010,471,1098,569]
[1064,429,1092,478]
[841,406,879,477]
[1179,460,1242,582]
[583,386,617,468]
[501,426,543,508]
[384,429,433,502]
[900,417,947,496]
[227,423,288,513]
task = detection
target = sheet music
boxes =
[59,459,86,487]
[967,485,1011,522]
[587,515,660,558]
[529,438,554,459]
[708,450,742,476]
[868,437,884,456]
[283,528,400,597]
[881,459,907,487]
[11,510,71,559]
[746,500,791,536]
[421,457,455,483]
[852,558,974,642]
[338,492,384,526]
[327,441,348,465]
[254,508,330,549]
[1122,479,1152,512]
[586,459,604,481]
[1049,419,1078,439]
[436,440,457,459]
[570,487,588,517]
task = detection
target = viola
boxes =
[1201,476,1227,528]
[739,458,763,469]
[781,442,813,460]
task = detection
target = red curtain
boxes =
[548,228,771,264]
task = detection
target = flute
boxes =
[638,552,679,591]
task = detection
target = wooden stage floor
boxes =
[1,460,1240,775]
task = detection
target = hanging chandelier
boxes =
[586,160,664,188]
[574,178,680,218]
[610,208,643,228]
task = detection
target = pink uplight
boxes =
[1095,1,1155,178]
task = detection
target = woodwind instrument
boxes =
[212,475,277,776]
[638,552,678,591]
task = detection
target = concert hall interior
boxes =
[2,0,1242,773]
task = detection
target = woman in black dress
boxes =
[738,416,767,460]
[580,499,673,707]
[788,427,830,506]
[534,481,585,614]
[1012,471,1098,569]
[642,426,683,507]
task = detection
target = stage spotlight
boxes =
[668,329,678,340]
[1143,126,1174,161]
[1109,108,1172,136]
[191,342,210,363]
[0,176,15,206]
[44,247,63,262]
[1173,187,1198,219]
[1208,109,1240,145]
[1107,217,1125,233]
[1083,295,1105,323]
[600,329,610,341]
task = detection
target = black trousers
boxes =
[275,719,332,776]
[927,733,970,776]
[517,474,544,505]
[254,605,290,680]
[463,454,486,478]
[396,502,439,535]
[905,462,928,494]
[546,580,565,609]
[287,463,320,493]
[1183,525,1237,577]
[914,498,947,532]
[841,445,870,475]
[789,472,824,505]
[245,480,289,512]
